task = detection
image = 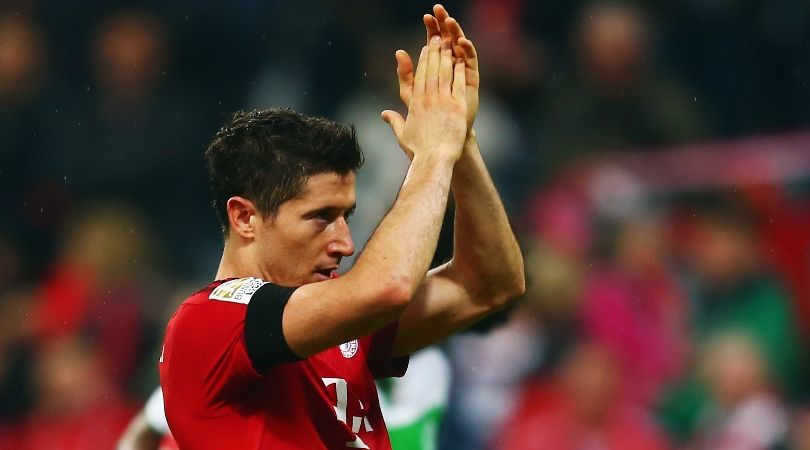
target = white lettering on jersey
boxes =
[209,277,267,304]
[322,377,371,449]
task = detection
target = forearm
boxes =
[350,154,455,299]
[449,131,524,301]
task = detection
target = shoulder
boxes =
[167,278,275,338]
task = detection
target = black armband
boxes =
[244,283,301,372]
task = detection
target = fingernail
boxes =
[431,35,441,43]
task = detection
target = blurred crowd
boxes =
[1,0,809,449]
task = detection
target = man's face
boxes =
[254,172,357,286]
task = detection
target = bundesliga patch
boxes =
[209,278,268,304]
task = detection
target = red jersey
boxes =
[159,278,408,449]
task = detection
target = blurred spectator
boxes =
[17,335,136,450]
[790,408,810,450]
[663,0,810,136]
[0,3,808,450]
[687,332,788,450]
[745,184,810,338]
[46,10,215,277]
[0,287,35,422]
[534,1,705,174]
[523,174,595,262]
[466,0,546,114]
[440,310,545,450]
[0,15,57,273]
[31,204,162,395]
[497,341,670,450]
[686,198,801,391]
[580,214,689,405]
[659,195,802,442]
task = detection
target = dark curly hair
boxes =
[205,108,364,235]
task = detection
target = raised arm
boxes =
[388,4,525,356]
[280,35,469,357]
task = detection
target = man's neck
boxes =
[215,240,263,281]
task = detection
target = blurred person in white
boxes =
[439,244,577,450]
[687,332,788,450]
[116,387,176,450]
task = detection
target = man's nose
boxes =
[328,218,355,257]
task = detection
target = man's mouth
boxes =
[314,268,338,280]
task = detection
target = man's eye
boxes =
[314,212,335,223]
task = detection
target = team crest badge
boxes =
[339,340,359,358]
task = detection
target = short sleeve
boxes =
[367,321,410,379]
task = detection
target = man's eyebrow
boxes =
[304,204,356,217]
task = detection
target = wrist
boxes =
[411,152,457,171]
[464,129,477,147]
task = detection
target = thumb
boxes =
[380,110,405,138]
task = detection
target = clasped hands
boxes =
[382,4,480,163]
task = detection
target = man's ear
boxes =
[226,196,258,239]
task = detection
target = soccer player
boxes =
[159,4,524,449]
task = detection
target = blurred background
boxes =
[1,0,809,448]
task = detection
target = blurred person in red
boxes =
[159,5,524,449]
[687,332,788,450]
[497,341,671,450]
[31,204,159,394]
[580,214,690,406]
[18,334,137,450]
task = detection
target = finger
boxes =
[381,110,406,138]
[452,60,466,100]
[459,37,479,72]
[395,50,414,105]
[439,39,453,94]
[433,4,451,37]
[413,44,429,97]
[445,17,467,50]
[426,35,441,94]
[423,14,440,44]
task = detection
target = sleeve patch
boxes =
[209,277,268,304]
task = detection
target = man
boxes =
[159,4,524,449]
